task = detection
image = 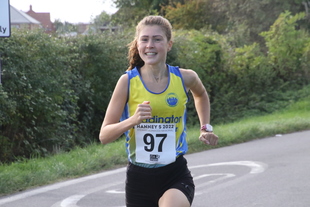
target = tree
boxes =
[110,0,185,26]
[164,0,227,31]
[212,0,308,44]
[92,11,113,33]
[54,20,78,34]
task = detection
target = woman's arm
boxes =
[99,74,152,144]
[181,68,218,145]
[181,69,210,125]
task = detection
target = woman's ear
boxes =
[168,40,173,51]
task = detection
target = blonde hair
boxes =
[126,16,173,71]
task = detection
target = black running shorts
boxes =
[126,155,195,207]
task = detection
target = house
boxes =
[26,5,55,33]
[98,22,120,33]
[10,5,41,30]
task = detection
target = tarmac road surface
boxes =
[0,130,309,207]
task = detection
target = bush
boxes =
[0,31,80,162]
[0,30,131,163]
[73,33,128,140]
[0,11,309,163]
[261,11,310,84]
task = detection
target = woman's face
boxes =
[137,25,172,66]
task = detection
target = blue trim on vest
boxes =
[122,64,189,166]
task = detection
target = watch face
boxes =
[206,124,213,132]
[201,124,213,132]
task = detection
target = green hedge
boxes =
[0,12,309,163]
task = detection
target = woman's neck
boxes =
[142,64,168,83]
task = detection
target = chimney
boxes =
[30,5,33,11]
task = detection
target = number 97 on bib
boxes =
[135,123,176,164]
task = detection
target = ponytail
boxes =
[127,38,144,71]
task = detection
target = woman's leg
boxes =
[158,188,190,207]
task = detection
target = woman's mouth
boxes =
[145,52,157,56]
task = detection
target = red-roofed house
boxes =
[10,5,41,30]
[26,5,55,33]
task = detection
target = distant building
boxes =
[98,25,120,33]
[98,22,120,33]
[26,5,55,33]
[77,23,89,34]
[10,5,41,30]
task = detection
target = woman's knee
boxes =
[158,188,190,207]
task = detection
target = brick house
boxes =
[26,5,55,33]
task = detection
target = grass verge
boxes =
[0,96,310,196]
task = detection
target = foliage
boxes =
[91,11,113,33]
[0,31,80,162]
[261,11,310,84]
[164,1,210,30]
[0,9,310,163]
[111,0,192,27]
[53,20,78,35]
[110,0,309,42]
[0,30,129,163]
[171,12,310,124]
[212,0,308,44]
[1,93,310,196]
[111,0,165,27]
[164,0,227,32]
[74,33,128,139]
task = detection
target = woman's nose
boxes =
[146,40,154,48]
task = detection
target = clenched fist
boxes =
[199,132,218,145]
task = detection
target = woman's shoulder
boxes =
[179,68,199,81]
[168,65,197,80]
[179,68,200,89]
[114,73,129,89]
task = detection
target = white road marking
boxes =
[190,161,267,174]
[0,161,267,207]
[194,173,236,187]
[51,181,123,207]
[0,167,126,206]
[60,195,85,207]
[106,190,125,194]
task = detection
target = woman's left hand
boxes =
[199,132,218,145]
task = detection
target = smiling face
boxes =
[137,25,172,67]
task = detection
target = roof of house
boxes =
[26,5,54,30]
[10,5,40,24]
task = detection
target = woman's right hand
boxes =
[133,101,152,125]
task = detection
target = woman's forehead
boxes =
[138,25,165,36]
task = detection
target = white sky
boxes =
[9,0,118,23]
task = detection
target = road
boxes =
[0,130,309,207]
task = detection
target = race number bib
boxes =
[135,123,176,164]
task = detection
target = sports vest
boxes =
[121,64,189,168]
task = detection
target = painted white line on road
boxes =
[51,181,123,207]
[61,195,85,207]
[52,161,266,207]
[0,167,126,206]
[194,173,235,181]
[0,161,267,206]
[190,161,267,174]
[194,173,236,189]
[106,190,125,194]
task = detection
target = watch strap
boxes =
[201,124,213,132]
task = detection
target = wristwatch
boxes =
[201,124,213,132]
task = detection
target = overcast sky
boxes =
[9,0,118,23]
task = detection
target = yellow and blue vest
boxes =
[121,64,189,167]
